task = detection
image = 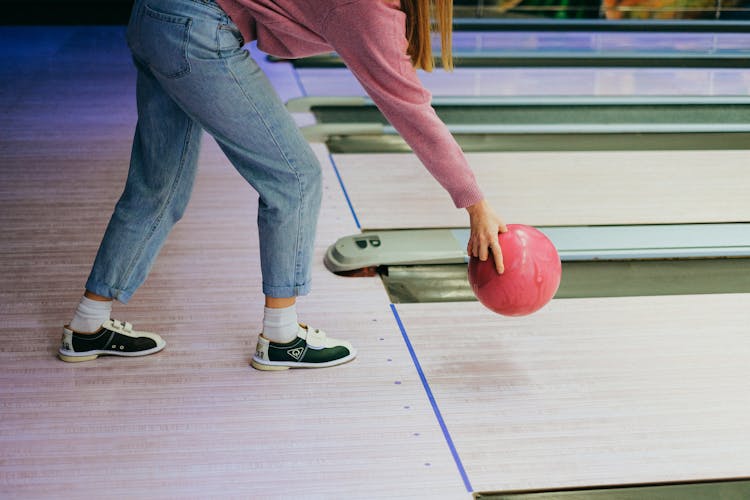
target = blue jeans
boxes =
[86,0,322,302]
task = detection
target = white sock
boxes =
[69,296,112,333]
[262,305,299,344]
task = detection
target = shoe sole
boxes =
[250,351,357,371]
[58,342,166,363]
[58,353,100,363]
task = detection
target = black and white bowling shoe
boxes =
[59,319,166,362]
[251,324,356,371]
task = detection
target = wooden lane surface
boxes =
[296,67,750,97]
[332,151,750,230]
[394,294,750,493]
[0,27,468,498]
[445,31,750,53]
[0,117,468,499]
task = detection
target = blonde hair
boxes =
[401,0,453,72]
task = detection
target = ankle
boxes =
[265,296,296,309]
[69,295,112,333]
[262,304,299,343]
[84,290,113,302]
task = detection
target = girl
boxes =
[59,0,506,369]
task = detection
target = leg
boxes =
[67,0,355,368]
[62,57,197,362]
[85,59,203,303]
[132,0,351,369]
[143,10,323,300]
[61,0,203,361]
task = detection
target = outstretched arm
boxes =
[322,0,482,208]
[323,0,506,271]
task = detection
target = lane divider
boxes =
[390,303,474,493]
[328,154,361,230]
[291,63,308,97]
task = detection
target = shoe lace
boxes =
[111,319,133,333]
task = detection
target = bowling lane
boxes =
[446,30,750,55]
[293,95,750,153]
[291,96,750,126]
[274,28,750,496]
[331,150,750,230]
[283,28,750,69]
[393,294,750,493]
[297,66,750,97]
[278,24,750,497]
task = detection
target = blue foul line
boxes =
[389,304,473,492]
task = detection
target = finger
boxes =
[498,221,508,233]
[491,242,504,274]
[478,238,489,261]
[467,235,476,257]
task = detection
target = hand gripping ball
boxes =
[468,224,561,316]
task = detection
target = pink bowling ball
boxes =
[468,224,561,316]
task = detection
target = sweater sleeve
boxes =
[321,0,484,208]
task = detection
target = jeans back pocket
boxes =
[135,4,192,79]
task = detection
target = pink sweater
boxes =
[215,0,484,208]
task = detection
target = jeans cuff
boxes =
[262,282,311,298]
[84,278,134,304]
